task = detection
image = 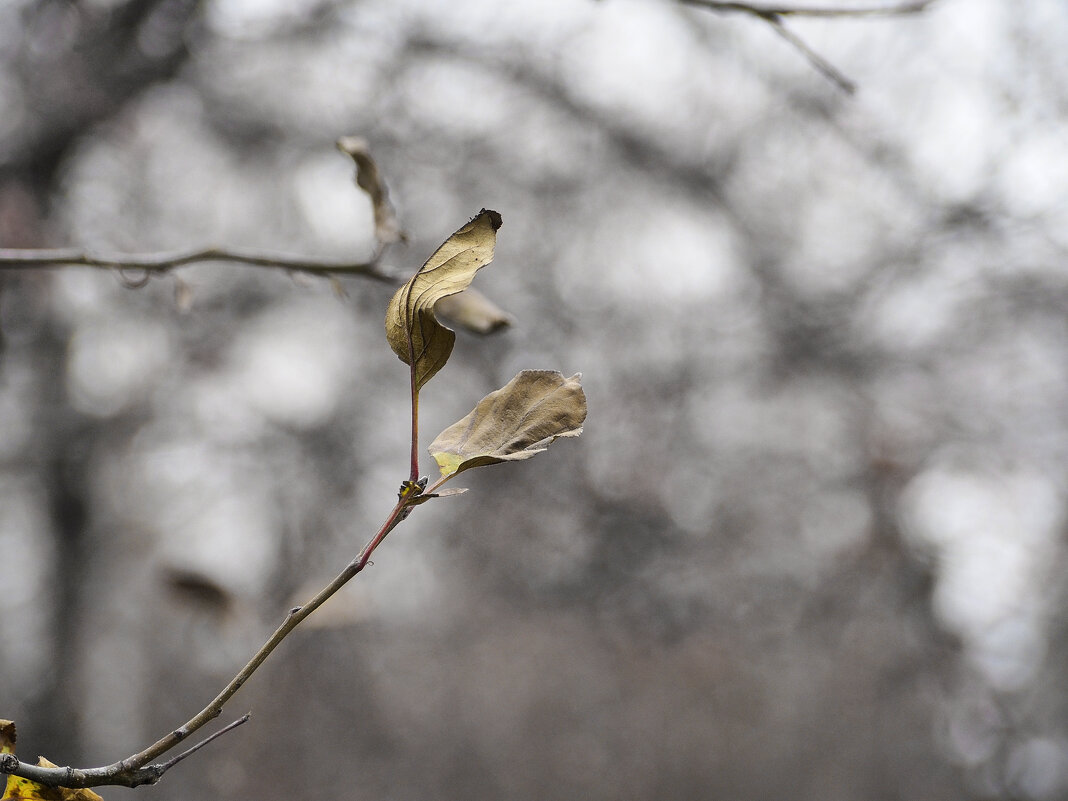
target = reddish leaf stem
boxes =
[406,305,422,482]
[410,367,421,483]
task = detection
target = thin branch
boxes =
[0,246,400,283]
[677,0,936,17]
[677,0,937,93]
[765,14,857,93]
[0,491,421,789]
[156,714,251,773]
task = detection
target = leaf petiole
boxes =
[409,361,420,483]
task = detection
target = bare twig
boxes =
[677,0,937,93]
[765,13,856,93]
[0,489,424,789]
[156,714,252,773]
[677,0,935,17]
[0,246,400,283]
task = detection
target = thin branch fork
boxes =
[0,716,252,789]
[0,489,424,789]
[677,0,938,94]
[763,13,859,93]
[0,246,399,283]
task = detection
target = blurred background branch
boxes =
[676,0,935,17]
[0,246,396,282]
[676,0,938,93]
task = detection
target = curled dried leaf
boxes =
[385,210,502,390]
[429,370,586,479]
[434,288,512,335]
[336,136,404,248]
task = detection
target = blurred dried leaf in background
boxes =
[337,135,405,249]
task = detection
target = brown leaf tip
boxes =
[478,209,503,231]
[335,135,368,156]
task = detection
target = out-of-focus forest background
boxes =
[3,0,1068,799]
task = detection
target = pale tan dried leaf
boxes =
[434,288,513,335]
[336,136,404,247]
[385,210,502,390]
[429,371,585,478]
